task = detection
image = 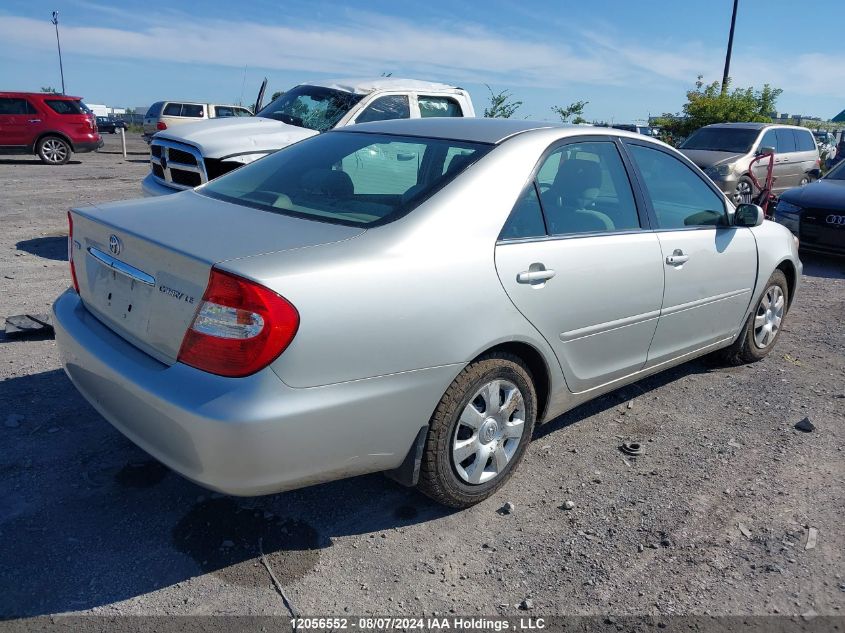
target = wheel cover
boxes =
[451,379,526,485]
[733,180,752,205]
[753,285,785,349]
[42,139,68,163]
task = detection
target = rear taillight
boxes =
[67,211,80,293]
[177,268,299,378]
[156,121,167,130]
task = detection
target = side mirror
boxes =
[757,146,776,156]
[734,203,765,227]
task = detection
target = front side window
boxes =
[256,85,363,132]
[628,144,727,229]
[680,127,759,153]
[356,95,410,124]
[201,131,491,227]
[215,106,234,117]
[234,107,252,117]
[419,96,462,118]
[536,141,641,235]
[44,99,85,115]
[759,129,778,152]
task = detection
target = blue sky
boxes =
[0,0,841,122]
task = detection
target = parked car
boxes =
[680,123,821,205]
[96,116,127,134]
[55,118,800,507]
[774,158,845,256]
[142,77,475,195]
[0,91,102,165]
[611,124,656,137]
[142,101,252,143]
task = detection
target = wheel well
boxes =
[777,260,797,311]
[476,342,551,423]
[34,132,73,153]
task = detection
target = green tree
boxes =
[653,76,782,142]
[551,100,589,124]
[483,85,522,119]
[270,91,284,101]
[40,86,59,94]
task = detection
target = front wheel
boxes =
[732,176,754,206]
[417,353,537,508]
[720,270,789,365]
[37,136,71,165]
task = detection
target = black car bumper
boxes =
[74,138,104,153]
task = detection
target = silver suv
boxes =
[680,123,820,204]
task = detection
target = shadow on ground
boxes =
[0,159,82,166]
[800,252,845,280]
[15,236,67,261]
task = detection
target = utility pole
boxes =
[51,11,66,94]
[721,0,739,94]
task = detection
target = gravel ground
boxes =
[1,135,843,623]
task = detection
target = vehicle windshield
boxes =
[200,131,492,227]
[256,85,363,132]
[824,161,845,180]
[680,127,759,153]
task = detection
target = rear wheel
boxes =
[417,353,537,508]
[37,136,71,165]
[719,270,788,365]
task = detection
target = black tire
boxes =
[37,136,71,165]
[719,270,789,366]
[417,353,537,508]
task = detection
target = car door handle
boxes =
[665,249,689,266]
[517,269,556,283]
[28,119,41,123]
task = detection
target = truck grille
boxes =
[149,139,207,190]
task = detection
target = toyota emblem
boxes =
[108,234,122,256]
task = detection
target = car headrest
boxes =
[300,169,354,197]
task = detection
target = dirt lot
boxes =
[1,135,843,623]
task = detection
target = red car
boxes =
[0,92,103,165]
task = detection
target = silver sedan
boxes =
[54,118,801,507]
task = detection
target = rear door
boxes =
[623,141,757,366]
[0,97,39,146]
[495,137,665,394]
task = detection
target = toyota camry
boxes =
[54,118,801,508]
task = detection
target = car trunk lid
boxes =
[70,190,364,364]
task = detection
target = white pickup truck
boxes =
[142,77,476,196]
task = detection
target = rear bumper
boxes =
[53,289,455,495]
[74,138,104,153]
[141,173,180,196]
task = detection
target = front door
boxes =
[623,141,757,366]
[495,139,665,394]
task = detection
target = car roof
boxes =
[0,92,83,100]
[334,117,577,144]
[305,77,462,95]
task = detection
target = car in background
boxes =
[56,118,800,507]
[142,78,476,196]
[0,91,102,165]
[680,123,820,205]
[96,116,127,134]
[142,101,252,143]
[774,158,845,256]
[611,124,657,137]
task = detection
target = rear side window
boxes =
[628,144,727,229]
[775,129,797,153]
[163,103,181,116]
[146,102,163,117]
[44,99,85,115]
[356,95,410,124]
[182,104,204,117]
[419,96,463,118]
[0,98,37,115]
[201,131,491,227]
[537,141,641,235]
[500,183,546,240]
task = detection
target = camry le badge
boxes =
[108,234,122,256]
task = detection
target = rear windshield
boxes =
[680,127,759,153]
[45,99,86,115]
[146,102,163,117]
[200,131,492,227]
